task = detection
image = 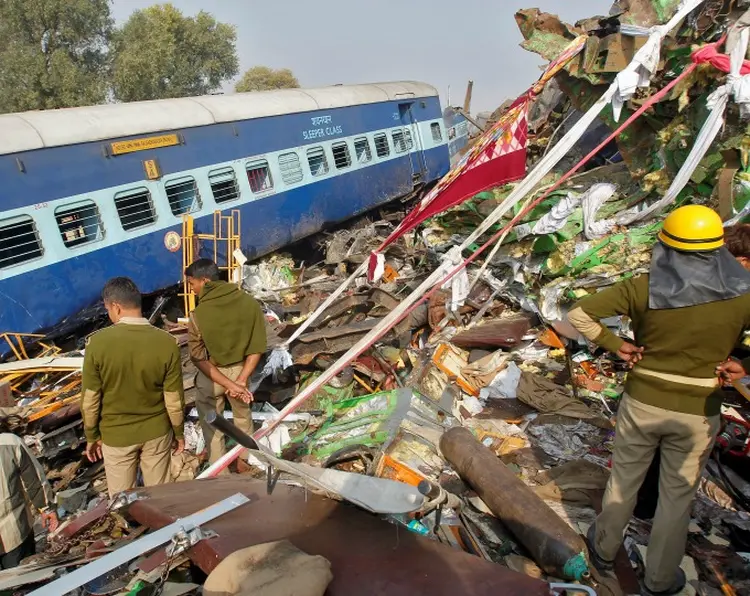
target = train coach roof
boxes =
[0,81,438,156]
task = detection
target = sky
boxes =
[110,0,606,114]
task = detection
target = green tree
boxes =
[235,66,300,93]
[0,0,112,114]
[112,3,238,102]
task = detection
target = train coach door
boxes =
[398,103,428,185]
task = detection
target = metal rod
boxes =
[29,493,250,596]
[205,411,259,450]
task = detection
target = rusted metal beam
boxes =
[451,315,534,350]
[440,427,590,581]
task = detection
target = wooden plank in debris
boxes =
[0,381,13,407]
[0,357,83,374]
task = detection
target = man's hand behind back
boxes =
[616,342,644,369]
[226,380,254,404]
[717,359,747,386]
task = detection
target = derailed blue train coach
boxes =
[0,81,451,335]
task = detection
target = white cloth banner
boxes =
[530,183,619,239]
[612,0,706,121]
[618,24,750,225]
[440,246,470,311]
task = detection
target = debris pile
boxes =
[3,0,750,594]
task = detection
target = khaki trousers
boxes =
[102,432,173,498]
[593,394,719,592]
[195,364,253,465]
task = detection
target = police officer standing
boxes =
[567,205,750,595]
[184,259,267,464]
[81,277,185,497]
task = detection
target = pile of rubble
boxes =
[3,0,750,594]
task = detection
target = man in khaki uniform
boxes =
[81,277,185,497]
[567,206,750,595]
[0,430,57,568]
[185,259,266,464]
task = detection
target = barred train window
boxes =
[404,129,414,150]
[278,153,303,185]
[431,122,443,142]
[165,177,201,216]
[55,200,103,248]
[115,188,155,231]
[246,160,273,193]
[0,216,43,269]
[374,133,390,158]
[209,167,240,203]
[392,130,407,153]
[332,141,351,170]
[354,137,372,164]
[307,147,329,177]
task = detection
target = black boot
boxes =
[586,523,615,572]
[642,568,687,596]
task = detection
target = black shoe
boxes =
[586,523,615,572]
[642,568,687,596]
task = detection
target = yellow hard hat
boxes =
[657,204,724,252]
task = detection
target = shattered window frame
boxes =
[54,199,104,249]
[0,215,43,269]
[165,176,202,216]
[374,133,390,158]
[392,130,407,153]
[278,152,304,185]
[332,141,352,170]
[246,159,274,194]
[307,147,330,177]
[354,137,372,164]
[114,187,156,231]
[431,122,443,143]
[209,167,241,204]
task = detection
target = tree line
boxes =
[0,0,300,114]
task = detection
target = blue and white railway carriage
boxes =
[0,81,450,335]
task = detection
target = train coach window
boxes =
[392,130,407,154]
[0,216,43,269]
[166,177,201,216]
[404,129,414,150]
[431,122,443,142]
[374,134,390,158]
[115,188,155,231]
[209,167,240,203]
[354,137,372,164]
[278,153,303,185]
[246,160,273,193]
[332,142,351,170]
[307,147,329,177]
[55,200,103,249]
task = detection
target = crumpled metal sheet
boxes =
[515,9,584,62]
[129,477,551,596]
[611,0,684,26]
[451,315,534,350]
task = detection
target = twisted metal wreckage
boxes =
[3,0,750,594]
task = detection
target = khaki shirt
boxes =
[0,433,53,553]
